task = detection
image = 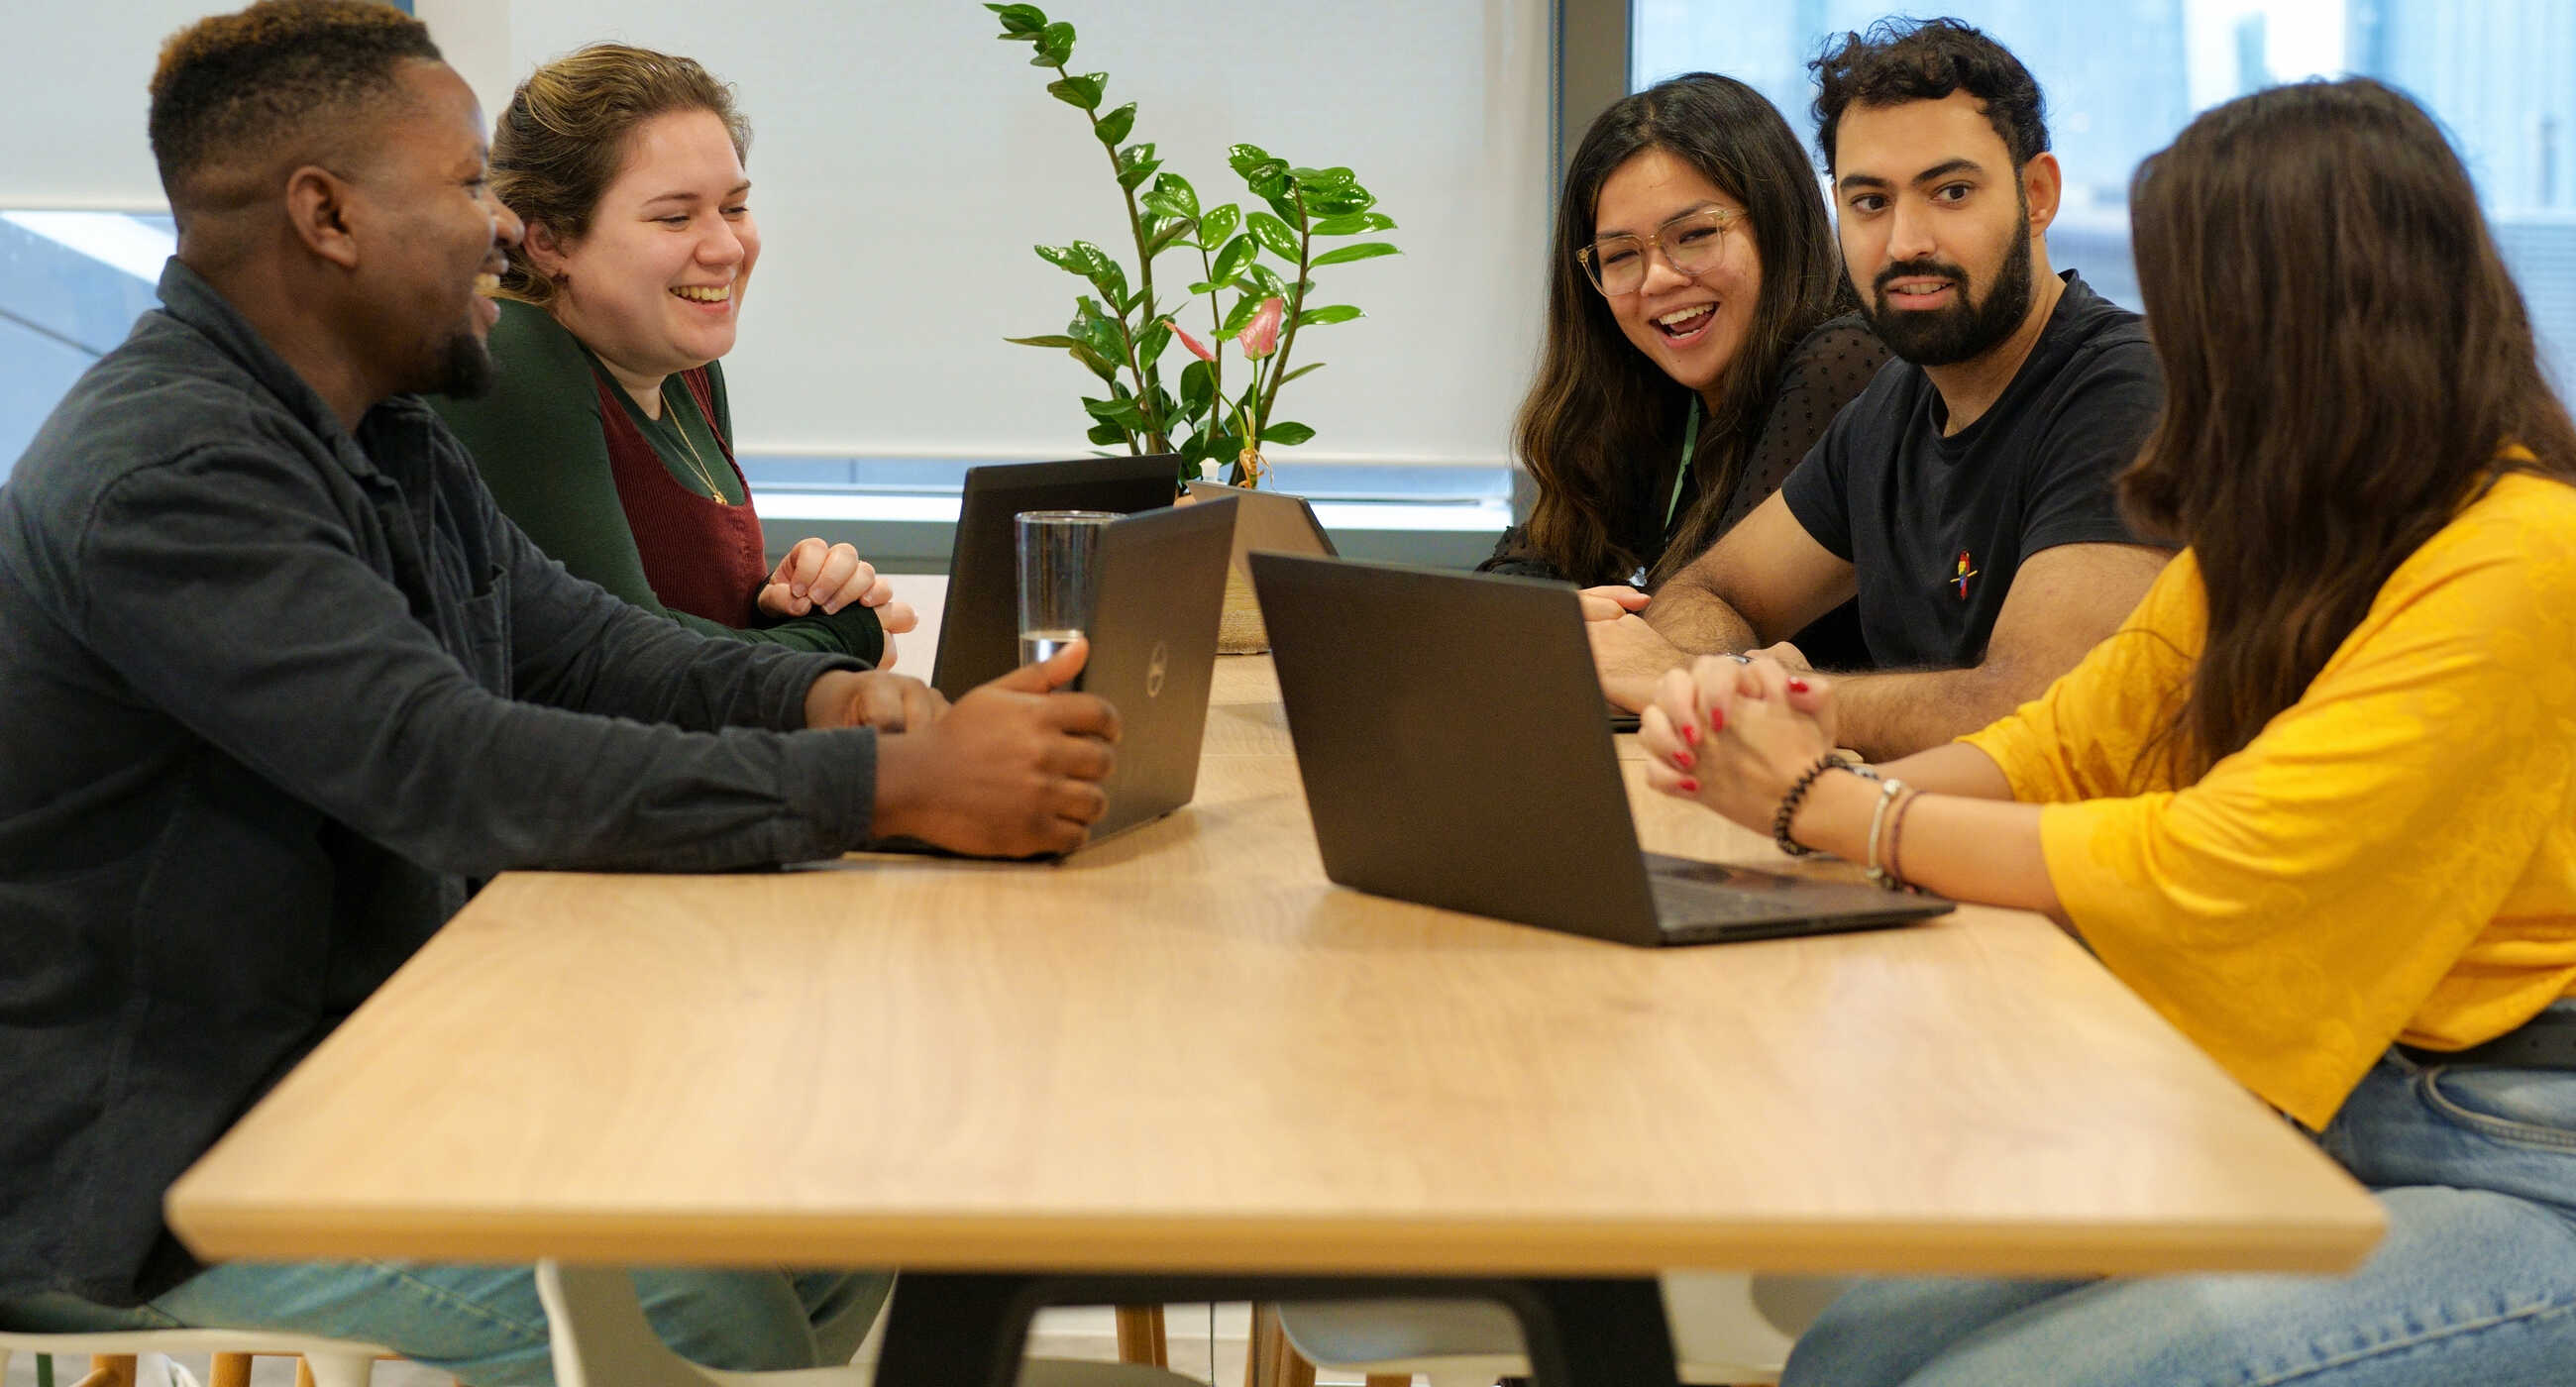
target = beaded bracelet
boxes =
[1772,752,1859,856]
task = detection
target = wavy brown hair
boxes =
[1514,73,1851,587]
[2123,78,2576,783]
[487,43,751,308]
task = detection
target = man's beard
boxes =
[427,329,496,399]
[1863,212,2036,368]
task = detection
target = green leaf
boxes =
[1139,187,1191,221]
[1311,241,1401,267]
[1226,144,1273,177]
[1030,21,1074,64]
[1246,212,1302,263]
[1259,421,1316,446]
[1243,263,1290,301]
[1179,359,1215,418]
[1143,218,1196,258]
[1005,334,1084,349]
[1243,160,1291,200]
[1294,304,1362,327]
[1264,192,1303,226]
[1083,394,1147,428]
[1276,361,1326,385]
[1196,203,1240,251]
[1038,241,1113,277]
[1313,211,1396,236]
[1094,101,1135,147]
[1136,317,1173,368]
[1290,165,1356,188]
[1069,298,1124,359]
[1309,188,1377,216]
[1209,234,1255,285]
[1046,72,1106,110]
[987,3,1047,34]
[1068,343,1121,383]
[1219,292,1263,337]
[1147,172,1200,220]
[1086,260,1128,308]
[1116,143,1161,190]
[1086,420,1128,446]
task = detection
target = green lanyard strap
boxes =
[1664,396,1700,533]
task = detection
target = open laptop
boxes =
[1249,552,1953,946]
[1070,497,1237,842]
[931,455,1180,699]
[1184,480,1337,573]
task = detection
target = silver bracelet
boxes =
[1865,776,1907,890]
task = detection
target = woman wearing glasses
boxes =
[434,46,915,661]
[1644,79,2576,1384]
[1486,72,1884,668]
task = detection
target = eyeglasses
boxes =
[1576,206,1742,296]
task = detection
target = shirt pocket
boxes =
[2418,1065,2576,1152]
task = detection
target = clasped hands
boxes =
[759,538,920,666]
[1634,650,1840,833]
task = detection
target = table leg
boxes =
[871,1274,1677,1387]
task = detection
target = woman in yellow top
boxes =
[1641,79,2576,1385]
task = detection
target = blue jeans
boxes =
[0,1264,891,1387]
[1781,1045,2576,1386]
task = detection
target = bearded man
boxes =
[1589,18,2174,761]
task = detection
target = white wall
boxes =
[12,2,1555,475]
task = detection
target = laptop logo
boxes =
[1145,640,1169,697]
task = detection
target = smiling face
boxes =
[1589,148,1764,406]
[1833,91,2043,367]
[354,60,521,397]
[526,108,758,395]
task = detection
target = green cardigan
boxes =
[432,299,885,658]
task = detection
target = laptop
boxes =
[1184,480,1338,572]
[1070,497,1237,842]
[931,455,1180,699]
[1249,552,1954,946]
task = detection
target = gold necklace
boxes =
[658,380,727,501]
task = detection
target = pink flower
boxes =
[1172,322,1217,364]
[1238,297,1284,360]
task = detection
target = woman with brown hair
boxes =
[434,45,914,661]
[1484,72,1883,667]
[1643,78,2576,1384]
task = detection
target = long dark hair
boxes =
[1515,73,1850,587]
[2123,78,2576,782]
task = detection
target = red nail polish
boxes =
[1787,678,1810,694]
[1709,707,1725,732]
[1671,750,1695,771]
[1676,778,1699,794]
[1679,722,1699,746]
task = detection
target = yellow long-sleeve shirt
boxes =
[1960,471,2576,1129]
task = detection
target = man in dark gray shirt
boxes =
[0,5,1116,1381]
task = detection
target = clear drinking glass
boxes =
[1015,509,1120,665]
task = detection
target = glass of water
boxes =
[1015,509,1119,665]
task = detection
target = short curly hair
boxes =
[1811,17,2048,176]
[149,0,441,212]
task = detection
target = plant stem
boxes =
[1054,61,1170,453]
[1254,183,1316,440]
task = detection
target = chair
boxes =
[533,1262,1209,1387]
[1267,1272,1848,1387]
[0,1329,393,1387]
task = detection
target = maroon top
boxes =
[596,368,768,628]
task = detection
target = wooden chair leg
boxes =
[1113,1304,1168,1368]
[1243,1306,1317,1387]
[208,1353,253,1387]
[294,1357,316,1387]
[1362,1377,1413,1387]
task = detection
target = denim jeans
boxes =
[0,1264,891,1387]
[1781,1037,2576,1386]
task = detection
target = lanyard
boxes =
[1664,396,1700,533]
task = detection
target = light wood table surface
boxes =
[165,655,2382,1381]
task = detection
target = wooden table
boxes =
[165,657,2383,1385]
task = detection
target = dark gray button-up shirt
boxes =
[0,262,879,1305]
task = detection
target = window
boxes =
[1629,0,2576,382]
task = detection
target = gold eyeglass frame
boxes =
[1575,205,1744,296]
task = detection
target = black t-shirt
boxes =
[1779,272,2166,670]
